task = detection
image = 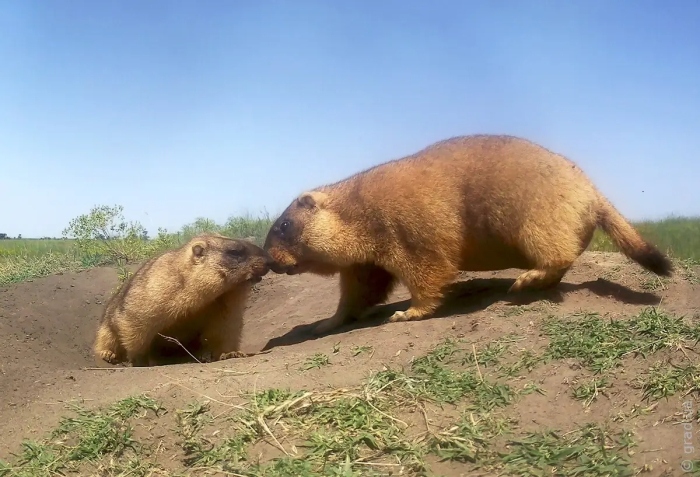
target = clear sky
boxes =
[1,0,699,238]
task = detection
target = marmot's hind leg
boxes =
[509,267,571,293]
[508,219,595,293]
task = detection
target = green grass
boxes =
[3,310,695,475]
[0,251,91,285]
[2,213,698,287]
[0,213,274,286]
[637,361,700,401]
[541,308,700,374]
[390,309,700,406]
[500,424,637,477]
[0,340,642,476]
[301,353,331,371]
[572,377,612,407]
[351,345,374,357]
[0,395,162,477]
[0,239,77,257]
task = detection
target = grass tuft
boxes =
[428,412,513,464]
[500,424,636,476]
[301,353,331,371]
[0,395,162,477]
[542,308,700,374]
[638,361,700,401]
[572,377,612,407]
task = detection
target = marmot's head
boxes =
[187,234,272,286]
[264,190,342,276]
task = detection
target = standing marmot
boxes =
[93,234,272,366]
[263,134,673,335]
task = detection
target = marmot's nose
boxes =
[266,257,288,274]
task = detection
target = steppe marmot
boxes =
[94,234,271,366]
[263,134,673,335]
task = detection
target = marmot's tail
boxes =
[596,201,673,276]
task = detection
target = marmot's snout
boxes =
[267,260,290,274]
[246,245,274,280]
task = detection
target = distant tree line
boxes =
[0,234,68,240]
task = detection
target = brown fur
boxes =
[93,234,271,366]
[264,134,673,334]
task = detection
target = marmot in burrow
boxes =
[93,234,271,366]
[263,134,672,335]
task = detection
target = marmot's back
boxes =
[327,135,600,245]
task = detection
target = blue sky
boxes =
[1,0,699,238]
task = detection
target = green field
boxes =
[0,207,276,285]
[0,239,77,257]
[1,207,698,286]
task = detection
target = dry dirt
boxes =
[0,251,698,475]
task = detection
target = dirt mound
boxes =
[0,252,698,475]
[0,267,115,386]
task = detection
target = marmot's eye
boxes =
[227,246,245,257]
[279,221,290,233]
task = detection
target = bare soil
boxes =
[1,251,698,475]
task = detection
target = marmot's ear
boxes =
[297,190,328,209]
[191,242,206,258]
